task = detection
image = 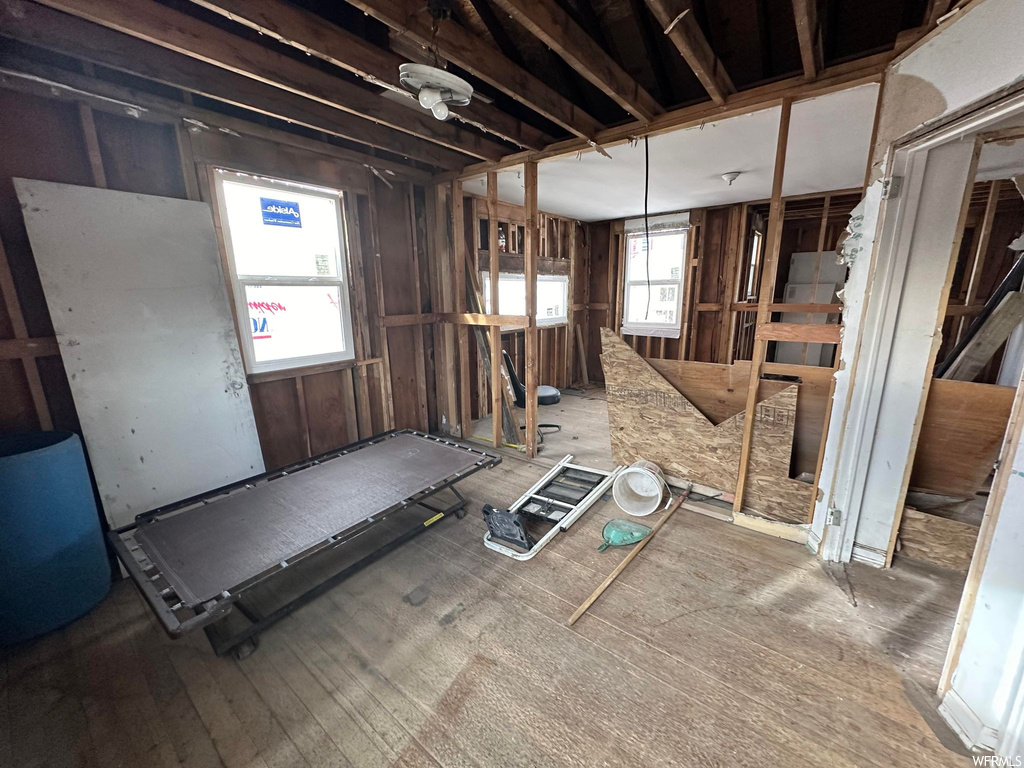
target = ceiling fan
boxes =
[398,0,474,121]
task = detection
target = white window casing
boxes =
[214,170,356,374]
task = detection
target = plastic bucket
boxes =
[613,460,667,517]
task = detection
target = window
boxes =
[214,170,355,373]
[745,229,764,299]
[481,272,568,327]
[622,229,687,338]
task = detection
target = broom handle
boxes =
[568,487,691,626]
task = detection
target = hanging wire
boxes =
[429,17,442,68]
[644,134,652,320]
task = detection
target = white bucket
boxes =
[613,460,667,517]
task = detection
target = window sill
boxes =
[246,356,381,384]
[620,325,681,339]
[500,322,569,333]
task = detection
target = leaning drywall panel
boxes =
[16,180,265,529]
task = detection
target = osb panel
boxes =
[898,508,979,573]
[911,379,1014,496]
[650,357,831,477]
[602,328,813,523]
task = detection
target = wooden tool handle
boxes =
[568,487,690,626]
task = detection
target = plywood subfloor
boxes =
[0,433,971,767]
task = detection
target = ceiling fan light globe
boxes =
[418,87,442,110]
[431,101,450,120]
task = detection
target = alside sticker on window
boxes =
[260,197,302,228]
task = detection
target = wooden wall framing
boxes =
[0,61,432,473]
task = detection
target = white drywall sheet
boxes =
[16,180,265,529]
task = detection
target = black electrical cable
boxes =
[644,134,652,320]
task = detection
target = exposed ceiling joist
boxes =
[468,0,527,66]
[642,0,734,105]
[791,0,824,79]
[186,0,551,151]
[628,0,676,105]
[489,0,663,122]
[0,0,475,169]
[452,52,889,177]
[28,0,510,162]
[347,0,603,141]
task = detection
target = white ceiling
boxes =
[977,136,1024,182]
[463,83,880,222]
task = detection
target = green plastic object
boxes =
[598,519,652,552]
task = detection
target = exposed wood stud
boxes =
[174,124,202,201]
[486,172,502,447]
[452,180,472,439]
[524,161,540,458]
[956,179,1001,343]
[294,376,312,458]
[78,103,107,188]
[491,325,503,448]
[734,97,792,514]
[576,324,591,386]
[0,235,52,430]
[344,192,381,434]
[405,183,430,432]
[427,183,458,435]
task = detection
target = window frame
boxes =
[481,271,569,328]
[214,170,356,375]
[621,228,688,338]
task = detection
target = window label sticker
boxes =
[260,197,302,228]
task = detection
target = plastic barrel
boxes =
[612,459,667,516]
[0,432,110,645]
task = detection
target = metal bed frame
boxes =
[109,430,500,658]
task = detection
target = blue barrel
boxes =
[0,432,110,645]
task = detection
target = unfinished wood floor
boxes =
[1,398,971,767]
[472,387,616,470]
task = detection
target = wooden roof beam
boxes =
[490,0,663,122]
[347,0,603,141]
[186,0,551,151]
[450,51,889,177]
[642,0,734,105]
[791,0,824,79]
[29,0,510,162]
[0,0,469,169]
